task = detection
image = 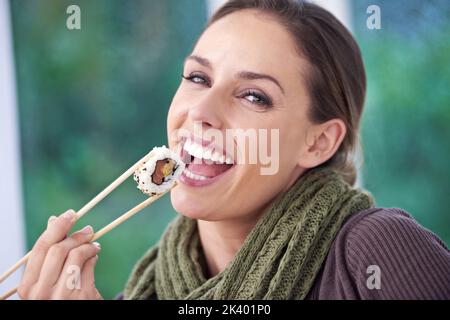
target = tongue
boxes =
[188,158,232,178]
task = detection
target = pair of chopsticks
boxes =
[0,151,175,300]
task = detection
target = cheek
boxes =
[167,93,188,143]
[279,129,303,165]
[166,106,176,135]
[167,97,182,128]
[278,111,310,163]
[170,188,194,217]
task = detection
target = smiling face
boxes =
[167,10,331,222]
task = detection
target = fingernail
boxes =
[81,225,93,234]
[92,242,101,249]
[61,210,75,220]
[48,216,57,223]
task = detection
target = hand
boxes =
[18,210,103,300]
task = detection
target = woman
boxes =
[18,0,449,300]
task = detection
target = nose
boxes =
[188,89,224,129]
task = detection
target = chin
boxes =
[170,189,217,221]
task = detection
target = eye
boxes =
[181,72,211,87]
[240,90,273,108]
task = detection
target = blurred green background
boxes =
[10,0,449,298]
[10,0,208,298]
[353,0,450,249]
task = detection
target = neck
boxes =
[196,171,306,278]
[197,212,263,278]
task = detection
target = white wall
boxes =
[0,0,25,299]
[207,0,226,17]
[207,0,352,29]
[312,0,352,30]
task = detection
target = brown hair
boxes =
[208,0,366,186]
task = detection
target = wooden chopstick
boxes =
[0,287,17,301]
[0,151,152,284]
[0,183,176,300]
[91,185,173,242]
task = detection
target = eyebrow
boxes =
[185,55,212,69]
[236,71,285,94]
[184,55,285,94]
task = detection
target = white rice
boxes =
[133,146,185,196]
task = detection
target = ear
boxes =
[298,119,347,168]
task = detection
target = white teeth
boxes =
[183,140,192,155]
[191,144,203,159]
[204,149,212,160]
[209,151,218,162]
[184,169,207,181]
[184,139,192,150]
[183,139,234,164]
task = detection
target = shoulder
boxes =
[342,208,449,263]
[310,207,450,299]
[342,208,449,299]
[340,207,448,254]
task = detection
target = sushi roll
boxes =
[133,146,185,196]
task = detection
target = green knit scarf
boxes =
[124,167,374,300]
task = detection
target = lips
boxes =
[187,159,232,178]
[179,136,235,186]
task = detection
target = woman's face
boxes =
[167,10,315,222]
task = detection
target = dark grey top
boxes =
[306,207,450,299]
[118,208,450,300]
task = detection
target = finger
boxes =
[41,210,77,244]
[33,226,94,292]
[55,242,101,294]
[80,253,100,293]
[20,210,77,294]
